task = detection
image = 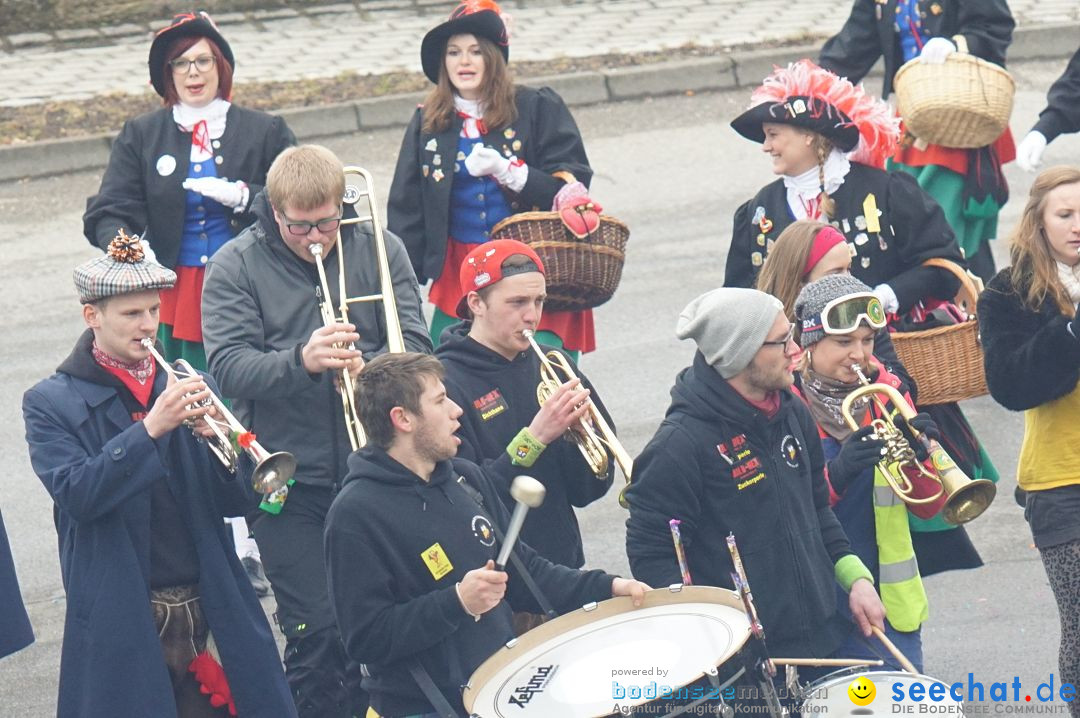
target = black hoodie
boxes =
[625,352,853,658]
[324,449,615,717]
[435,322,614,567]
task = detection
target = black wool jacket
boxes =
[726,162,964,315]
[436,323,614,567]
[818,0,1014,97]
[387,85,592,283]
[625,352,855,658]
[324,451,615,717]
[1032,47,1080,144]
[83,105,295,268]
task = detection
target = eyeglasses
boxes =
[801,292,887,336]
[170,55,215,75]
[761,323,796,347]
[279,211,343,236]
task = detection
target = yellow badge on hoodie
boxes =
[422,542,454,580]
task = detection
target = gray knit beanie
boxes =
[676,288,785,378]
[795,274,875,347]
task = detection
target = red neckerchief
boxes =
[191,119,212,156]
[800,194,822,220]
[92,343,156,408]
[456,110,488,138]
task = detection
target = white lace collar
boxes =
[783,148,851,220]
[172,98,231,139]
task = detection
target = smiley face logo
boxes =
[848,676,876,706]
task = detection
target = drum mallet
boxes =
[495,476,546,571]
[871,626,919,674]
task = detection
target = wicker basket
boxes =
[891,258,988,405]
[490,211,630,312]
[894,53,1015,149]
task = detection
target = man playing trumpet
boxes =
[201,144,431,717]
[22,233,295,717]
[435,240,618,578]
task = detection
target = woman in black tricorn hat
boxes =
[387,0,596,357]
[83,11,295,371]
[726,60,996,579]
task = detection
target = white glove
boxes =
[464,144,529,192]
[872,283,899,315]
[918,37,957,64]
[182,176,248,210]
[1015,131,1048,173]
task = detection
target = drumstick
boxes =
[669,519,693,585]
[495,476,546,571]
[772,658,884,668]
[871,626,919,674]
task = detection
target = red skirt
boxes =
[894,126,1016,174]
[430,238,596,353]
[159,266,205,343]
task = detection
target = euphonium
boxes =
[309,166,408,451]
[522,329,634,507]
[141,339,295,494]
[841,364,995,524]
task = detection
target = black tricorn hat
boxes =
[730,95,861,152]
[148,12,234,98]
[420,1,509,84]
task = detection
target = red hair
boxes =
[162,35,233,106]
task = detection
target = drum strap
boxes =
[407,661,460,718]
[455,475,558,619]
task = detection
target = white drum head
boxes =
[802,670,964,716]
[464,586,751,717]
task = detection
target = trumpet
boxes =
[841,363,995,524]
[310,166,407,451]
[141,339,295,494]
[522,329,634,507]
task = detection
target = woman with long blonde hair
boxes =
[388,0,594,356]
[980,167,1080,715]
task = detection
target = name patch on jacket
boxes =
[421,542,454,580]
[473,389,509,421]
[719,434,766,490]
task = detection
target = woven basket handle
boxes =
[920,257,982,315]
[552,171,578,185]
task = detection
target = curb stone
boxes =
[1,22,1075,184]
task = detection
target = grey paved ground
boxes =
[2,0,1079,106]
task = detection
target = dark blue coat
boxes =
[0,506,33,659]
[22,344,297,718]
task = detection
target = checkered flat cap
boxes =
[74,230,176,303]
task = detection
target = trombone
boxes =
[841,363,995,524]
[141,338,295,494]
[309,166,407,450]
[523,329,634,508]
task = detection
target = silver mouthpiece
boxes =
[309,243,324,258]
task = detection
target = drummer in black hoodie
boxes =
[625,287,885,661]
[434,240,617,575]
[324,352,648,718]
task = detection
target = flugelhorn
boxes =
[522,329,634,507]
[841,364,995,524]
[309,166,407,451]
[141,339,295,494]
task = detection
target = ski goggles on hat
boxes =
[801,292,887,335]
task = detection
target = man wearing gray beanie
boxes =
[626,287,885,662]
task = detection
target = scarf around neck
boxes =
[454,95,486,138]
[1056,260,1080,306]
[92,342,155,385]
[173,98,230,161]
[783,148,851,220]
[800,365,869,441]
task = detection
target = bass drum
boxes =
[463,585,776,718]
[800,668,964,717]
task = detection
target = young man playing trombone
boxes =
[22,233,295,718]
[435,240,618,581]
[201,144,431,717]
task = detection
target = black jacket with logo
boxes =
[625,352,854,658]
[435,323,614,567]
[818,0,1014,98]
[324,450,615,717]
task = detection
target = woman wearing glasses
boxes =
[979,168,1080,715]
[387,0,594,356]
[793,274,944,671]
[83,12,295,370]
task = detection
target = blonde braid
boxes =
[812,135,837,220]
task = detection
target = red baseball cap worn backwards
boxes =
[455,239,545,318]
